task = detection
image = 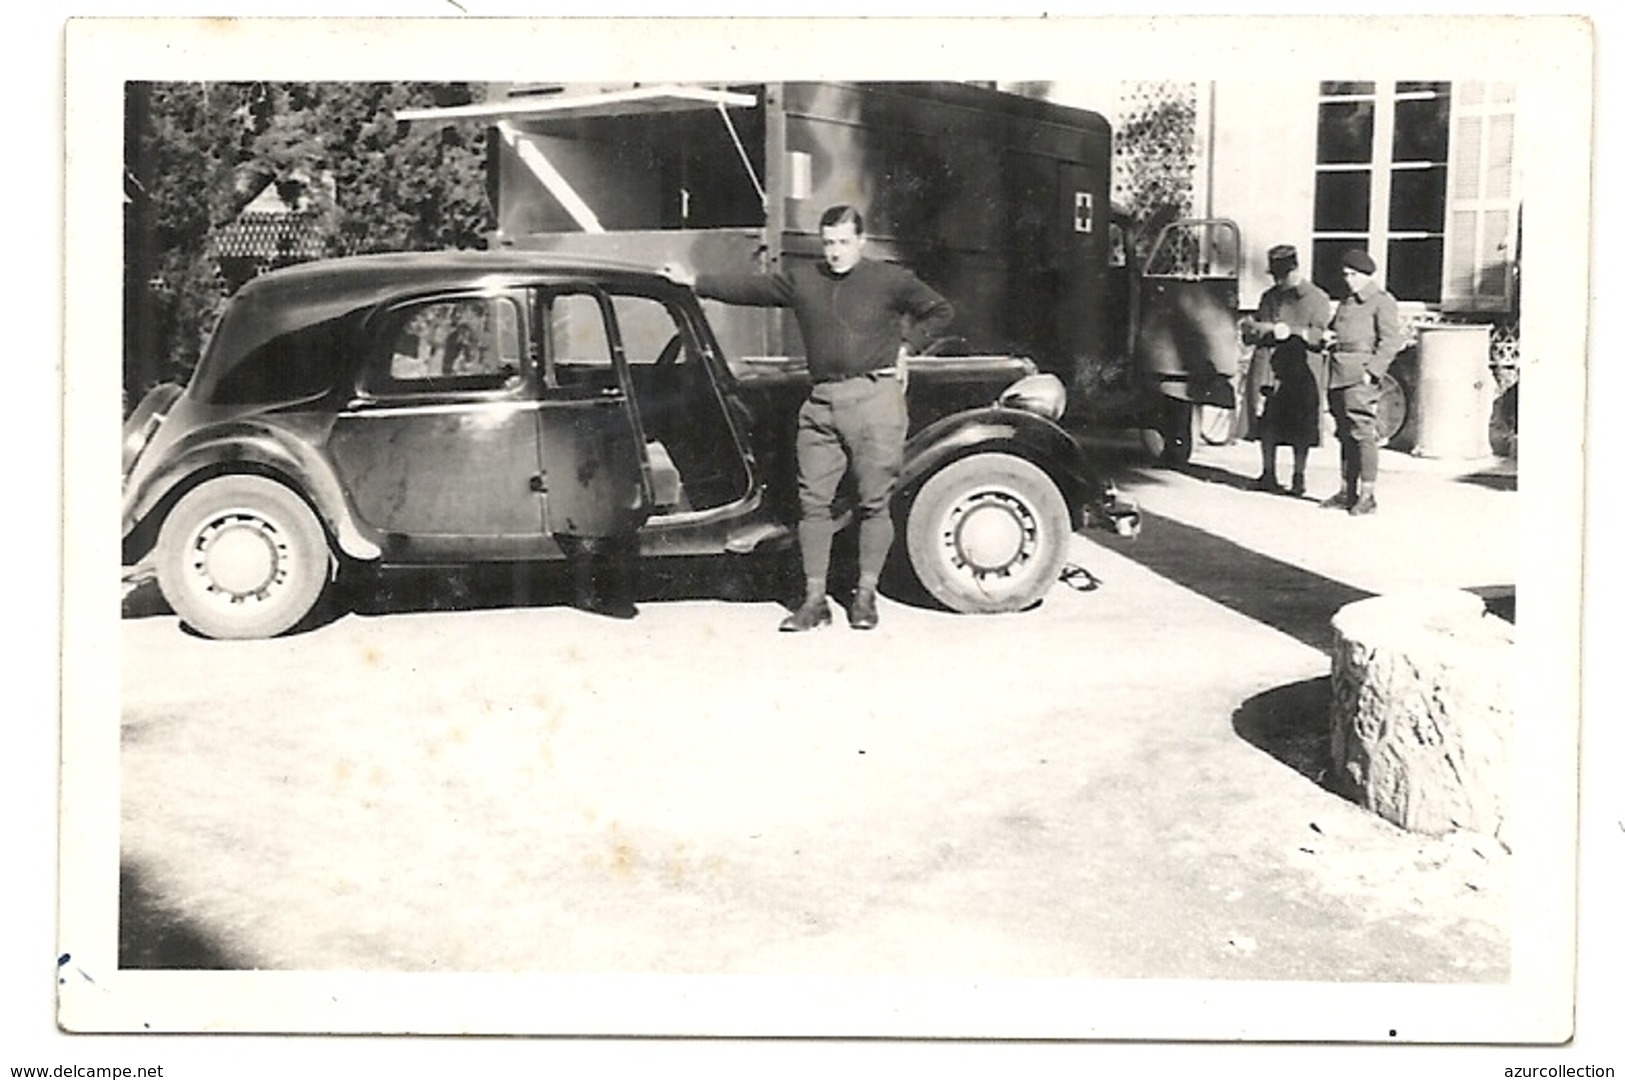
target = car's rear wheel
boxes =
[904,453,1071,614]
[155,475,332,640]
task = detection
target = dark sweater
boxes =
[695,258,955,382]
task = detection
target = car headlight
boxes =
[996,373,1066,422]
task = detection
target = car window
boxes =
[367,295,523,394]
[543,289,692,386]
[611,294,685,365]
[548,292,613,369]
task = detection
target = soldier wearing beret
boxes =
[1324,249,1404,515]
[1242,244,1332,496]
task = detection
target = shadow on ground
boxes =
[119,860,247,970]
[1232,677,1338,787]
[347,554,802,621]
[1080,440,1517,643]
[122,551,807,633]
[121,579,171,620]
[1231,676,1374,816]
[1467,584,1517,624]
[1171,460,1267,494]
[1094,508,1374,654]
[1458,470,1517,492]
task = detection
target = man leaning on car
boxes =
[664,204,954,633]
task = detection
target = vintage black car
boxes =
[121,252,1140,639]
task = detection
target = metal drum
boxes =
[1411,324,1494,459]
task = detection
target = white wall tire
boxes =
[904,453,1071,614]
[154,475,332,640]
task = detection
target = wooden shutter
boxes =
[1442,81,1518,312]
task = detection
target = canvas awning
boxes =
[400,83,767,231]
[394,84,757,124]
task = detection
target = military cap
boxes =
[1341,249,1378,274]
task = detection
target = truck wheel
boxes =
[155,475,333,639]
[1374,371,1408,447]
[904,453,1071,614]
[1199,404,1238,446]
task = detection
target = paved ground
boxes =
[1089,433,1517,641]
[115,432,1519,1001]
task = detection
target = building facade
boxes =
[1014,79,1519,331]
[1211,80,1518,321]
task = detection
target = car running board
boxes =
[724,521,794,555]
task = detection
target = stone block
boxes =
[1329,589,1514,841]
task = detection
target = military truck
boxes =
[399,80,1243,459]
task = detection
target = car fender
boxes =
[899,406,1108,522]
[123,416,382,563]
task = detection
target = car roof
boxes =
[244,248,664,303]
[200,249,673,384]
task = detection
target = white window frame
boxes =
[1313,82,1452,301]
[1312,83,1384,260]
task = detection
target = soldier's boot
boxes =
[779,586,832,633]
[847,585,879,631]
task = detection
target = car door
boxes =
[328,289,552,559]
[535,286,654,539]
[1135,218,1244,409]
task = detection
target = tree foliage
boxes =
[125,81,492,400]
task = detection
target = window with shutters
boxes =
[1443,81,1518,312]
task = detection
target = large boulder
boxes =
[1329,590,1514,841]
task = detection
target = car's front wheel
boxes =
[155,475,333,639]
[904,453,1071,614]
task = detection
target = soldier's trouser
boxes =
[795,373,908,586]
[1328,378,1381,488]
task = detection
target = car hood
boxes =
[729,352,1044,427]
[729,351,1036,387]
